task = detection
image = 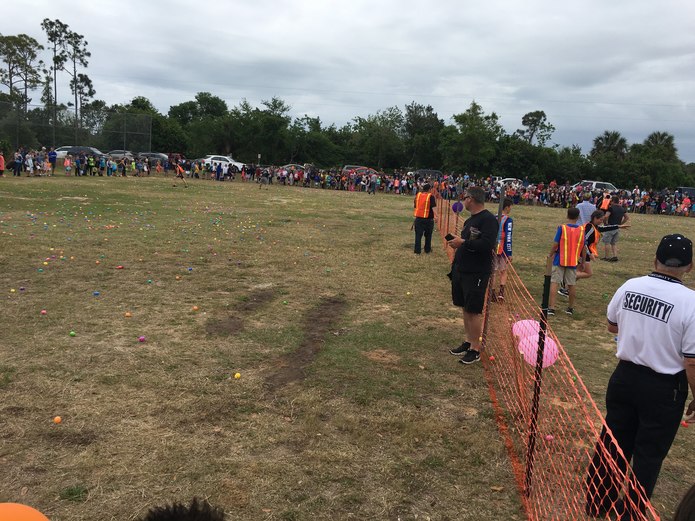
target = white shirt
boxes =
[607,272,695,374]
[576,200,596,226]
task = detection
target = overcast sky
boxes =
[6,0,695,162]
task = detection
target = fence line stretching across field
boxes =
[435,198,660,520]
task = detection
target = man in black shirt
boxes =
[602,196,630,262]
[447,186,499,365]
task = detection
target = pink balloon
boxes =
[512,319,540,339]
[518,334,559,368]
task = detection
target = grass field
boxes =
[0,176,693,521]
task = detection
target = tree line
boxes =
[1,20,694,189]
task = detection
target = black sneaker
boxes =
[450,342,471,355]
[558,288,569,297]
[565,307,574,315]
[459,350,481,365]
[609,257,618,262]
[547,308,555,316]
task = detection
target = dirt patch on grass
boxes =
[206,315,245,335]
[264,296,347,391]
[364,349,401,364]
[205,287,276,335]
[239,287,275,311]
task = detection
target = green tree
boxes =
[0,34,44,113]
[441,101,505,175]
[70,73,95,127]
[168,100,198,127]
[556,145,590,184]
[403,101,444,169]
[516,110,555,147]
[642,131,678,162]
[61,29,91,140]
[0,35,23,106]
[349,106,405,168]
[590,130,628,159]
[168,92,227,125]
[288,115,341,166]
[195,92,227,118]
[40,18,69,145]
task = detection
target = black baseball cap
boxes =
[656,234,693,267]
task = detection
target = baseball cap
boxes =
[656,234,693,267]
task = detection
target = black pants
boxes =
[414,218,434,254]
[586,361,687,517]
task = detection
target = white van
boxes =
[571,180,618,192]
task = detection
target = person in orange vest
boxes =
[577,209,631,281]
[413,183,436,254]
[599,192,612,211]
[558,210,631,298]
[547,207,585,316]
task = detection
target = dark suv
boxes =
[138,152,168,164]
[66,146,104,157]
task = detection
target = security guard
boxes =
[413,183,436,254]
[586,234,695,518]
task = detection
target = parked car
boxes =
[677,186,695,198]
[410,169,442,179]
[66,146,105,157]
[571,180,618,192]
[281,163,305,172]
[496,177,523,187]
[54,145,74,159]
[197,154,244,171]
[138,152,168,164]
[107,150,134,160]
[341,164,378,176]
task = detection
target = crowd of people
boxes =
[1,147,693,218]
[496,179,694,217]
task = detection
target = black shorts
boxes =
[451,270,490,313]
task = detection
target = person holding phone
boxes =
[413,183,436,254]
[447,186,499,365]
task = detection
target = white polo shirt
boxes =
[607,272,695,374]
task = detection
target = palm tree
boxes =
[644,131,677,161]
[591,130,628,159]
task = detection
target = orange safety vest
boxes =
[559,225,584,267]
[496,215,508,255]
[586,223,601,257]
[600,197,611,211]
[413,192,433,218]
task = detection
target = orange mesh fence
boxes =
[435,198,660,521]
